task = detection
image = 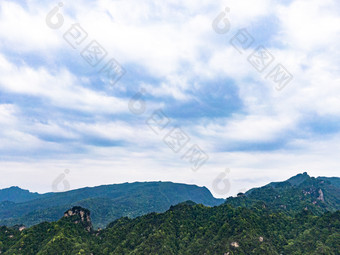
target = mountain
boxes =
[0,182,224,228]
[0,202,338,254]
[318,176,340,188]
[0,173,339,254]
[0,186,41,203]
[226,172,340,215]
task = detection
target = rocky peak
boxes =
[317,189,325,202]
[63,206,92,232]
[287,172,310,186]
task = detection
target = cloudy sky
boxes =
[0,0,339,197]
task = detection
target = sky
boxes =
[0,0,339,198]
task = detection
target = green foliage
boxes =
[0,174,339,254]
[226,173,340,215]
[0,182,224,228]
[1,203,338,254]
[0,187,41,203]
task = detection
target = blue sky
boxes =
[0,0,339,197]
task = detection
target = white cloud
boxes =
[275,0,340,51]
[0,1,63,52]
[0,0,340,196]
[0,54,128,114]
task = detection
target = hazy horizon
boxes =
[1,0,340,198]
[1,171,337,198]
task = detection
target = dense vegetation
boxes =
[0,173,339,254]
[0,187,41,203]
[227,173,340,215]
[0,182,223,228]
[0,202,338,254]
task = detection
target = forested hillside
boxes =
[0,182,223,228]
[226,173,340,215]
[0,173,339,254]
[0,203,338,254]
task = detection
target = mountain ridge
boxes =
[1,173,339,228]
[0,186,41,203]
[1,198,338,254]
[0,173,339,254]
[228,172,340,215]
[0,181,224,228]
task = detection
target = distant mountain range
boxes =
[0,173,339,254]
[0,186,41,203]
[0,173,339,230]
[0,182,224,228]
[227,172,340,215]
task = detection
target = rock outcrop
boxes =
[63,206,92,232]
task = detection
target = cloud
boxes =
[0,54,129,114]
[0,0,340,197]
[275,0,340,51]
[0,1,63,52]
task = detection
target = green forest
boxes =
[0,173,339,254]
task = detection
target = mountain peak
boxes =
[1,186,23,191]
[287,172,310,186]
[0,182,223,228]
[0,186,40,203]
[169,200,197,210]
[63,206,92,232]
